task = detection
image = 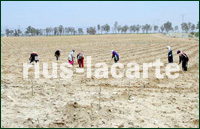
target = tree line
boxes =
[3,21,199,37]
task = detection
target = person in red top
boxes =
[77,52,84,68]
[29,51,39,63]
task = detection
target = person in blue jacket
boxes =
[111,50,119,63]
[167,46,173,63]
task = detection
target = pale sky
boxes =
[1,1,199,32]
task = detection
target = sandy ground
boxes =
[1,34,199,128]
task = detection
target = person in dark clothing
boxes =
[77,52,84,68]
[167,46,173,63]
[55,50,62,61]
[177,50,189,71]
[111,50,119,63]
[30,51,39,63]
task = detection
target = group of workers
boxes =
[30,49,85,68]
[29,49,119,68]
[54,49,85,68]
[29,46,189,71]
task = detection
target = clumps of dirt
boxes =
[66,102,92,109]
[153,78,161,84]
[120,90,130,100]
[192,119,199,127]
[118,123,124,128]
[51,102,93,127]
[48,122,69,128]
[22,118,41,128]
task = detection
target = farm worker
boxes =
[68,50,75,65]
[177,50,189,71]
[167,46,173,63]
[29,51,39,63]
[55,49,62,61]
[77,52,84,68]
[111,50,119,63]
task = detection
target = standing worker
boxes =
[29,51,39,64]
[167,46,173,63]
[177,50,189,71]
[77,52,84,68]
[55,49,62,61]
[111,50,119,63]
[68,50,75,65]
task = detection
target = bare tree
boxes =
[31,27,36,36]
[100,26,104,34]
[17,29,22,36]
[54,27,58,35]
[164,21,173,33]
[70,27,75,35]
[142,26,145,33]
[187,22,192,32]
[36,29,41,36]
[78,28,84,35]
[175,26,178,33]
[49,27,53,35]
[86,28,89,35]
[121,25,129,33]
[129,25,136,33]
[65,27,70,35]
[136,25,140,33]
[97,24,100,34]
[9,30,14,36]
[46,27,50,36]
[66,27,75,35]
[25,26,33,36]
[144,24,151,33]
[40,29,43,35]
[58,25,64,35]
[87,27,96,35]
[181,22,189,33]
[114,21,118,34]
[14,29,18,36]
[117,25,122,34]
[160,25,164,33]
[149,26,152,33]
[102,24,110,34]
[191,24,196,32]
[153,25,159,33]
[73,30,77,35]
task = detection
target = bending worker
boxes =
[111,50,119,63]
[177,50,189,71]
[68,50,75,65]
[55,49,62,61]
[29,51,39,63]
[77,52,84,68]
